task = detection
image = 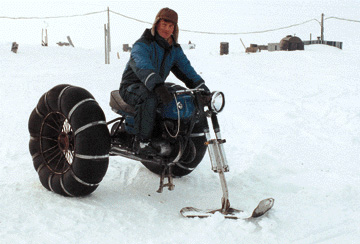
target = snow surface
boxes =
[1,1,360,243]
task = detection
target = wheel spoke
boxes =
[53,153,65,172]
[50,114,62,129]
[55,153,64,169]
[42,144,58,154]
[40,136,58,142]
[47,150,62,166]
[44,122,60,132]
[62,151,72,170]
[60,159,68,173]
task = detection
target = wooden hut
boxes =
[280,35,304,51]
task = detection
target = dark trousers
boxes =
[119,83,158,140]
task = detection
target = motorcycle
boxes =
[28,83,273,219]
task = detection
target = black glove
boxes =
[198,83,210,94]
[154,85,173,105]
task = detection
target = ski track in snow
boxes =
[1,1,360,243]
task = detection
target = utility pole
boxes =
[104,24,110,64]
[42,29,48,46]
[104,7,111,64]
[321,13,324,44]
[103,7,111,64]
[107,7,111,52]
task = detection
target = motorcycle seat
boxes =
[110,90,136,116]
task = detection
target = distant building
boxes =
[268,43,280,52]
[280,35,304,51]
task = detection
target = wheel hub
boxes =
[58,132,70,152]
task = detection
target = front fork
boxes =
[204,113,231,213]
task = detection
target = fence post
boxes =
[321,13,324,44]
[104,24,109,64]
[46,29,48,46]
[42,29,48,46]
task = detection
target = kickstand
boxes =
[157,162,175,193]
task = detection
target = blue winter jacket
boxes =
[121,29,204,91]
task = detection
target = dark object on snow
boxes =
[28,85,110,196]
[246,44,259,53]
[123,44,131,52]
[56,42,70,46]
[220,42,229,55]
[11,42,19,53]
[67,36,74,47]
[280,35,304,51]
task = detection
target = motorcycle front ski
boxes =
[180,198,274,220]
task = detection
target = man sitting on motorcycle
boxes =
[119,7,210,155]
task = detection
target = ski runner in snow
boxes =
[119,7,210,155]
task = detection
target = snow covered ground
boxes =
[1,1,360,243]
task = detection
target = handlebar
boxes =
[174,88,208,95]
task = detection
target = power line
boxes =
[0,10,106,20]
[110,10,152,25]
[180,19,321,35]
[325,16,360,23]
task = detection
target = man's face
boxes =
[156,19,175,40]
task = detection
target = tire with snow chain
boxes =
[141,115,208,177]
[28,84,110,196]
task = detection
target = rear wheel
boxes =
[28,85,110,196]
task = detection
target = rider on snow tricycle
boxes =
[28,7,273,219]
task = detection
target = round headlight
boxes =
[210,91,225,113]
